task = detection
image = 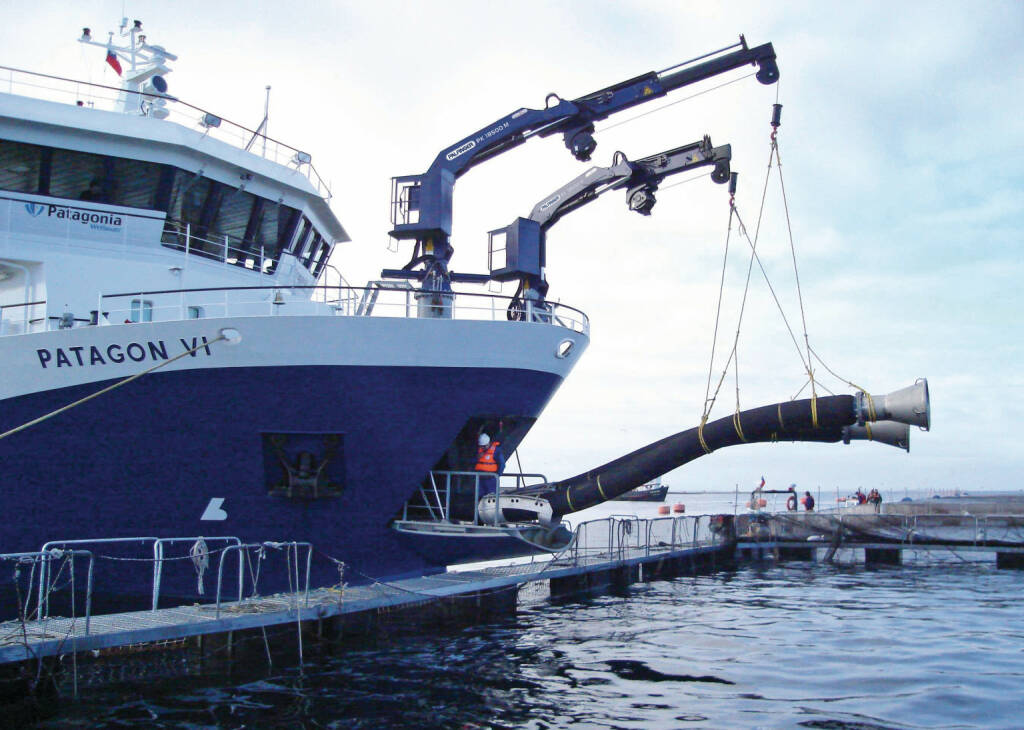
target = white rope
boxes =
[597,72,757,133]
[189,537,209,596]
[0,332,230,442]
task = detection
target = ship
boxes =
[0,21,789,610]
[613,480,669,502]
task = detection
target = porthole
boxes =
[555,339,575,359]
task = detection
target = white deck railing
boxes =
[1,286,588,336]
[0,65,331,200]
[93,284,589,333]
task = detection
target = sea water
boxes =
[34,491,1024,729]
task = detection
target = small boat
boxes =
[613,480,669,502]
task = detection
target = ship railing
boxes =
[0,65,331,201]
[159,221,286,276]
[0,299,48,336]
[97,285,589,334]
[403,471,550,526]
[0,549,95,635]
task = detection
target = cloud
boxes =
[4,0,1020,497]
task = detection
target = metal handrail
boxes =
[0,300,45,312]
[151,536,243,611]
[38,537,157,617]
[214,541,314,618]
[91,282,593,333]
[4,549,95,633]
[160,221,280,274]
[0,64,332,200]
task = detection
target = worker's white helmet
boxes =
[478,433,491,447]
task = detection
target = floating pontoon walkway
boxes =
[0,516,727,666]
[7,509,1022,669]
[734,507,1024,567]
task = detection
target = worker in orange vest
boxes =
[475,433,505,496]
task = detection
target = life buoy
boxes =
[786,494,797,511]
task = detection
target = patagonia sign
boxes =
[32,202,124,232]
[1,191,166,246]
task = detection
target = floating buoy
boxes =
[673,503,685,513]
[657,505,670,515]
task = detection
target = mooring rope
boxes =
[0,330,234,442]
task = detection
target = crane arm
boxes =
[388,38,777,250]
[487,137,730,288]
[528,136,731,231]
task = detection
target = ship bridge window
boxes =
[49,148,110,202]
[246,201,300,274]
[214,188,255,244]
[292,217,313,259]
[0,138,309,275]
[167,173,215,231]
[302,232,323,267]
[311,240,332,277]
[1,140,168,209]
[110,158,165,209]
[0,139,44,194]
[162,169,300,273]
[290,218,333,274]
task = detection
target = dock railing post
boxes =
[216,543,252,619]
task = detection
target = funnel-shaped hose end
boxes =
[856,378,930,431]
[842,420,910,452]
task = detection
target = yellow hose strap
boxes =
[565,487,576,512]
[864,422,873,441]
[596,475,609,501]
[777,404,786,431]
[850,382,876,422]
[865,392,877,422]
[811,394,819,429]
[698,416,712,454]
[732,411,747,442]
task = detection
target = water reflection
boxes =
[32,560,1022,729]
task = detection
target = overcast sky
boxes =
[5,1,1022,499]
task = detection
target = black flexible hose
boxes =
[537,394,856,516]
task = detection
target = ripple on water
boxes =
[33,560,1023,729]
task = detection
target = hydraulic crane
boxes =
[382,36,778,300]
[486,136,732,318]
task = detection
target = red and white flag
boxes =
[105,49,122,76]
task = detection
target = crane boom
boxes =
[384,36,777,289]
[482,136,730,314]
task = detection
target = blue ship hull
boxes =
[0,363,564,608]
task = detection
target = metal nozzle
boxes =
[855,378,930,431]
[842,420,910,452]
